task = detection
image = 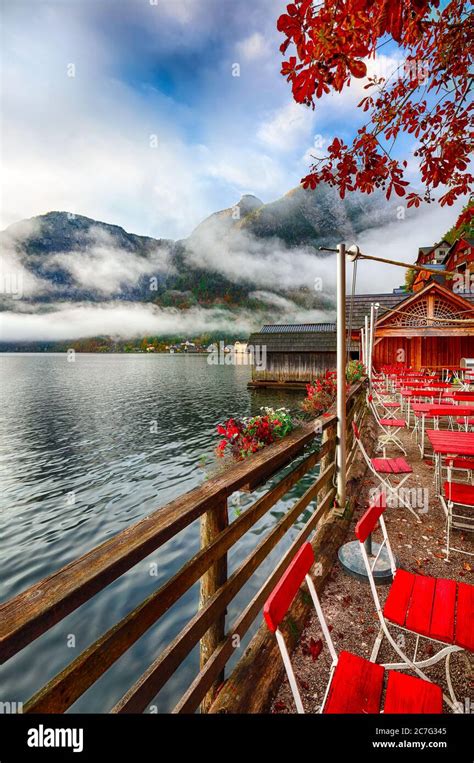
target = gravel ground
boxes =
[271,424,473,714]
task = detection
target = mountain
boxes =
[0,184,417,344]
[237,185,390,247]
[189,194,264,240]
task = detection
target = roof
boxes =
[344,293,408,329]
[259,323,336,334]
[376,280,474,329]
[249,323,357,353]
[443,236,474,262]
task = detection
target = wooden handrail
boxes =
[111,461,335,713]
[173,486,336,714]
[1,380,368,714]
[0,413,336,662]
[23,440,332,713]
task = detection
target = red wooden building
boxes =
[353,281,474,370]
[413,236,474,292]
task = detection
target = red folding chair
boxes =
[456,416,474,432]
[263,542,443,713]
[356,493,473,711]
[439,461,474,561]
[371,386,403,416]
[367,393,407,455]
[352,420,420,520]
[440,456,474,484]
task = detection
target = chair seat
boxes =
[380,418,406,428]
[443,481,474,505]
[383,401,400,408]
[323,651,384,713]
[371,457,412,474]
[384,671,443,714]
[323,651,443,714]
[456,417,474,425]
[383,569,474,650]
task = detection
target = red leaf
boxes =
[309,637,323,661]
[348,59,367,79]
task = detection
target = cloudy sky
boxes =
[2,0,463,241]
[0,0,467,341]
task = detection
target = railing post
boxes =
[199,496,229,713]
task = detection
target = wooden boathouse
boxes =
[247,323,359,388]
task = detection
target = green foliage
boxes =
[405,267,417,292]
[346,360,365,383]
[443,198,474,245]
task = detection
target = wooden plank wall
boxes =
[373,335,474,369]
[252,351,336,382]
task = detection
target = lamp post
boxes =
[336,243,347,510]
[335,244,393,582]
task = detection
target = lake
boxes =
[0,353,320,712]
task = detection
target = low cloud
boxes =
[355,201,464,292]
[0,218,52,299]
[186,222,337,292]
[0,301,334,343]
[45,227,173,296]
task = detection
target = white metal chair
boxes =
[439,461,474,560]
[352,420,419,520]
[263,541,443,714]
[367,392,407,455]
[356,492,473,711]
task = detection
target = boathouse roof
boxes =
[259,323,336,334]
[249,323,358,353]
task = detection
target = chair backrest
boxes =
[355,491,386,543]
[264,543,314,633]
[263,542,338,713]
[352,418,379,474]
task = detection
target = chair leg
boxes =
[370,627,384,662]
[384,475,421,521]
[446,510,451,562]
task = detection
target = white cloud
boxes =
[205,151,285,195]
[0,4,241,239]
[159,0,199,23]
[0,301,334,343]
[355,200,465,293]
[236,32,270,61]
[257,101,316,152]
[45,227,173,295]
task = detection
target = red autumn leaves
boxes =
[278,0,473,206]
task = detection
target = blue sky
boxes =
[1,0,463,242]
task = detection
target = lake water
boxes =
[0,353,320,712]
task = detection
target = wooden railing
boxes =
[0,381,368,714]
